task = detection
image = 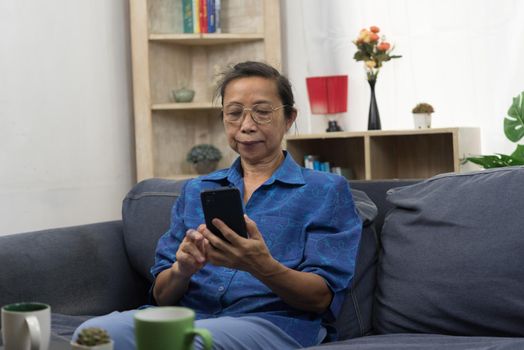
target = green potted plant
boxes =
[71,327,113,350]
[187,144,223,174]
[466,91,524,168]
[412,102,434,129]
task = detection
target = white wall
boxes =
[282,0,524,155]
[0,0,135,235]
[2,0,522,235]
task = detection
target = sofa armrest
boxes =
[0,221,149,316]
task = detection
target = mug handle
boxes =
[186,328,212,350]
[25,315,42,350]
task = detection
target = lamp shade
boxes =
[306,75,348,115]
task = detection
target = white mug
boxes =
[1,302,51,350]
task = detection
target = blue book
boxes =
[207,0,216,33]
[182,0,194,33]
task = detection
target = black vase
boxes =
[367,79,381,130]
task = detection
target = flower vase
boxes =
[367,79,381,130]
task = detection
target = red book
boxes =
[199,0,208,33]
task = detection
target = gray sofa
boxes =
[1,166,524,349]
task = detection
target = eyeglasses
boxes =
[222,103,287,125]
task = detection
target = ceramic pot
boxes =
[413,113,432,129]
[172,88,195,103]
[193,160,218,174]
[71,340,114,350]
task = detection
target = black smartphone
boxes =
[200,187,248,240]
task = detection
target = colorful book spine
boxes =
[199,0,208,33]
[182,0,194,33]
[207,0,216,33]
[215,0,221,33]
[193,0,200,33]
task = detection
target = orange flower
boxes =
[370,26,380,33]
[370,33,380,42]
[377,42,391,52]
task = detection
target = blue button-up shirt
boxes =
[151,152,362,347]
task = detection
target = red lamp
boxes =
[306,75,348,132]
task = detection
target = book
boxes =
[215,0,221,33]
[182,0,194,33]
[207,0,216,33]
[193,0,200,33]
[199,0,208,33]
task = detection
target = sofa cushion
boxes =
[122,178,188,282]
[374,166,524,336]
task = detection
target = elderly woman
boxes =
[74,61,362,350]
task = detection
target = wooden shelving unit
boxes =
[285,128,481,180]
[129,0,282,181]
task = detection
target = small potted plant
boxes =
[71,327,113,350]
[412,102,434,129]
[186,144,222,174]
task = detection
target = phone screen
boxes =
[200,187,248,240]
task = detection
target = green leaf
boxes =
[466,153,524,169]
[510,144,524,160]
[504,91,524,142]
[374,53,389,62]
[353,51,369,62]
[363,43,375,56]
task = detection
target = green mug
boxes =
[134,307,212,350]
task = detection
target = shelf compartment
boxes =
[152,110,236,178]
[148,0,264,35]
[149,41,265,105]
[369,133,454,179]
[286,136,366,180]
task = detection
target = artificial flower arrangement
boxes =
[353,26,401,81]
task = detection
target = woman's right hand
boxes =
[174,229,208,278]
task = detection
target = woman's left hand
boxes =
[198,215,278,276]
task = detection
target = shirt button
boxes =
[218,286,225,292]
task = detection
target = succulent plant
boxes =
[76,327,111,346]
[412,103,434,114]
[186,144,222,164]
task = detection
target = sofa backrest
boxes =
[350,180,420,234]
[122,178,186,283]
[373,166,524,337]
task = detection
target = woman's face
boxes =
[222,76,296,165]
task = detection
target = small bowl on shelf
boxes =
[171,88,195,103]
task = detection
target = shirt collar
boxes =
[200,151,305,186]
